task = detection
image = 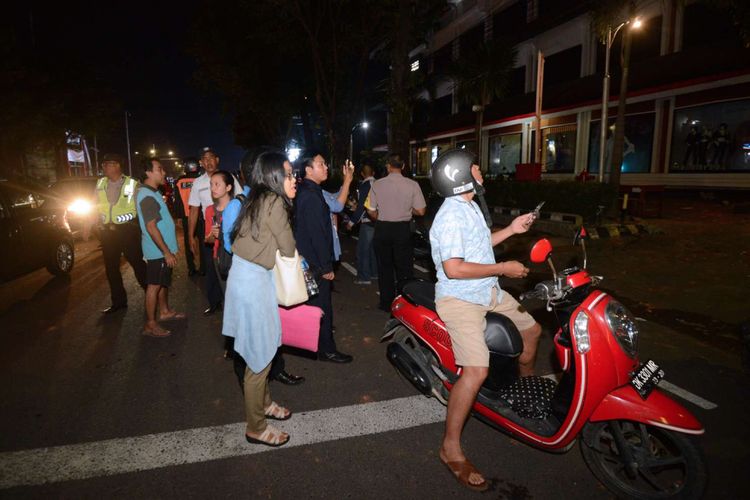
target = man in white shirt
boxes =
[188,147,242,314]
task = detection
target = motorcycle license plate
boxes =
[630,359,665,400]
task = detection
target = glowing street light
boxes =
[149,148,156,156]
[168,150,174,157]
[349,121,369,161]
[598,17,643,182]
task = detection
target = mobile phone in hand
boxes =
[532,201,545,219]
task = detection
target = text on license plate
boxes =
[630,359,665,400]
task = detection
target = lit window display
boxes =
[488,134,522,176]
[456,139,477,154]
[543,125,576,173]
[430,141,452,165]
[588,113,654,174]
[669,99,750,172]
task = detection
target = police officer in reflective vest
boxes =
[174,157,202,275]
[95,153,147,314]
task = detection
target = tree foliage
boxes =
[447,38,517,160]
[0,12,120,177]
[191,0,390,162]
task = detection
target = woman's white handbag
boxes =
[273,250,309,307]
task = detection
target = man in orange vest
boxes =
[174,157,202,275]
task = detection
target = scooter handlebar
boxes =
[520,281,556,301]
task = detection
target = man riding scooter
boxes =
[429,149,541,491]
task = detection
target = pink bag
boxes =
[278,304,323,352]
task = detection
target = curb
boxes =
[586,224,662,239]
[491,206,662,239]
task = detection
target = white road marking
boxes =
[413,264,429,273]
[659,380,718,410]
[542,372,716,411]
[0,396,445,489]
[341,262,357,276]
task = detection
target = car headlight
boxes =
[605,300,638,357]
[572,311,591,354]
[68,198,93,215]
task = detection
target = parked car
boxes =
[47,176,99,236]
[0,178,75,282]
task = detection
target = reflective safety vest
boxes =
[175,176,195,215]
[96,176,138,225]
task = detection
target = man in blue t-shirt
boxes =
[137,158,184,338]
[429,149,541,492]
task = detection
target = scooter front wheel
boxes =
[580,420,707,499]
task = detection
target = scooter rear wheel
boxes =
[580,420,706,499]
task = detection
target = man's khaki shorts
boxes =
[435,288,536,368]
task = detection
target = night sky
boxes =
[34,1,245,169]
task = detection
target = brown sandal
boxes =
[440,456,489,492]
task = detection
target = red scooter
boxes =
[382,228,707,499]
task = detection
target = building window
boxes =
[488,134,522,176]
[669,99,750,172]
[411,60,420,72]
[430,141,452,166]
[456,139,477,154]
[459,23,485,56]
[543,45,582,88]
[683,3,744,50]
[588,114,655,174]
[543,125,577,173]
[416,146,431,176]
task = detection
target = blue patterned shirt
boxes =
[430,196,500,306]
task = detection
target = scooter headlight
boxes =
[605,300,638,358]
[572,311,591,354]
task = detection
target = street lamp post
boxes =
[349,121,369,162]
[124,111,132,176]
[598,18,641,183]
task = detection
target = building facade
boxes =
[408,0,750,189]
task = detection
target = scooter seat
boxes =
[401,281,523,357]
[484,313,523,356]
[401,280,436,311]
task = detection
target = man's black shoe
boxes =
[319,351,353,363]
[102,304,127,314]
[273,370,305,385]
[204,303,222,315]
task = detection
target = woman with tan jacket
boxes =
[222,151,297,447]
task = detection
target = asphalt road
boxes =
[0,228,747,499]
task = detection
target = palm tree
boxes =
[448,38,517,163]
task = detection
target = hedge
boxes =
[415,177,617,218]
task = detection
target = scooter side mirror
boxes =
[530,238,553,264]
[573,226,588,246]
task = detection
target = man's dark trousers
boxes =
[308,278,335,353]
[100,223,147,307]
[180,216,197,273]
[374,220,413,310]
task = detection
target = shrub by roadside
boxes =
[414,177,617,218]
